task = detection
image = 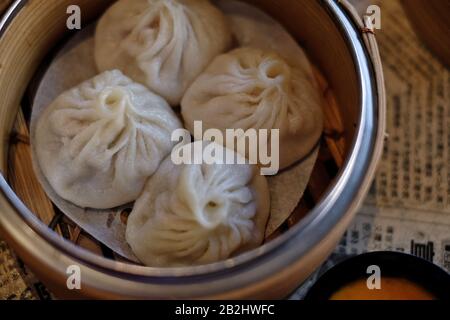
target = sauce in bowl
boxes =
[330,277,435,300]
[305,252,450,300]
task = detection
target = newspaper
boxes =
[291,0,450,299]
[1,0,449,300]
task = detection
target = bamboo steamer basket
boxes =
[401,0,450,69]
[0,0,385,299]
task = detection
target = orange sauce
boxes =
[330,277,435,300]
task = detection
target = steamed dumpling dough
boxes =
[95,0,232,106]
[126,141,270,267]
[34,70,182,209]
[181,47,323,169]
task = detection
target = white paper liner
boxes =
[30,2,320,263]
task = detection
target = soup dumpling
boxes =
[95,0,232,106]
[34,70,182,209]
[126,141,270,267]
[181,47,323,170]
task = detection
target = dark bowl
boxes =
[305,251,450,300]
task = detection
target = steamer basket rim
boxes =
[0,0,385,293]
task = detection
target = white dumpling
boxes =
[34,70,182,209]
[126,141,270,267]
[95,0,232,106]
[181,47,323,169]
